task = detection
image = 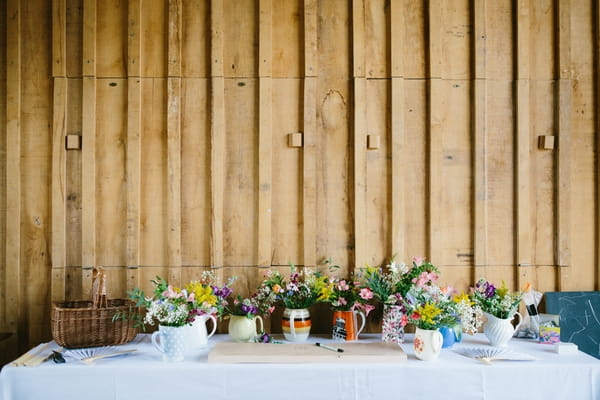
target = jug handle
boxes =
[512,311,523,333]
[255,315,264,334]
[289,309,297,336]
[355,311,366,338]
[207,315,217,339]
[432,330,443,352]
[151,331,163,353]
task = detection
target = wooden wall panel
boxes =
[365,80,389,266]
[181,0,210,78]
[96,0,126,78]
[21,0,53,346]
[181,78,211,266]
[140,78,167,267]
[224,0,257,78]
[272,79,302,265]
[223,79,258,266]
[3,0,600,361]
[272,0,302,78]
[316,0,352,272]
[96,79,127,266]
[141,1,166,77]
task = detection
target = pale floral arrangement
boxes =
[470,278,522,319]
[128,272,234,328]
[258,265,328,309]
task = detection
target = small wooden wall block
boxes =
[538,135,555,150]
[367,134,380,149]
[65,134,81,150]
[288,132,303,147]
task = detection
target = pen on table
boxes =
[315,342,344,353]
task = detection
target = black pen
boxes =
[315,342,344,353]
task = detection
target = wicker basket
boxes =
[51,268,138,348]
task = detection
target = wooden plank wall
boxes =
[1,0,600,361]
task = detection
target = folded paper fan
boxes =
[453,346,536,364]
[65,346,118,361]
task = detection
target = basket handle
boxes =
[91,267,108,309]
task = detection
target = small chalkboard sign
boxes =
[545,291,600,359]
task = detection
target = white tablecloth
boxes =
[1,333,599,400]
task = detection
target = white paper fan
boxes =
[65,346,118,361]
[454,346,536,364]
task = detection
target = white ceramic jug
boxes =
[184,314,217,352]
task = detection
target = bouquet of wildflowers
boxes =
[317,277,375,315]
[358,256,439,306]
[128,272,234,328]
[226,295,263,319]
[470,279,522,319]
[403,268,459,330]
[452,292,484,335]
[259,266,328,309]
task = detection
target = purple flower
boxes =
[484,282,496,298]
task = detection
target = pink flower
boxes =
[268,306,275,314]
[360,303,375,316]
[359,288,374,300]
[337,280,349,291]
[413,256,425,266]
[337,297,347,306]
[162,285,181,299]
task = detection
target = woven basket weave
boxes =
[51,268,138,348]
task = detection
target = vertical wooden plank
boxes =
[167,0,182,285]
[126,0,141,292]
[390,0,405,260]
[168,0,182,77]
[473,0,487,276]
[210,0,225,275]
[515,0,531,287]
[427,0,443,265]
[52,0,66,77]
[596,0,600,290]
[353,0,367,271]
[352,0,365,78]
[82,0,96,295]
[303,0,317,268]
[52,0,67,302]
[51,77,67,302]
[6,0,21,348]
[258,0,272,268]
[555,0,571,286]
[304,0,317,78]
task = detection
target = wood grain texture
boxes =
[51,77,67,301]
[473,0,487,274]
[515,0,531,275]
[5,0,22,355]
[5,0,600,365]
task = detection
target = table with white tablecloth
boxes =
[1,333,599,400]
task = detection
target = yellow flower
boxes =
[416,302,441,325]
[496,281,509,298]
[453,293,473,305]
[185,282,217,306]
[318,283,334,302]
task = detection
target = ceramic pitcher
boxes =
[228,314,264,342]
[381,304,406,343]
[151,325,187,362]
[184,314,217,352]
[413,327,443,361]
[331,310,366,341]
[483,312,522,347]
[282,308,311,342]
